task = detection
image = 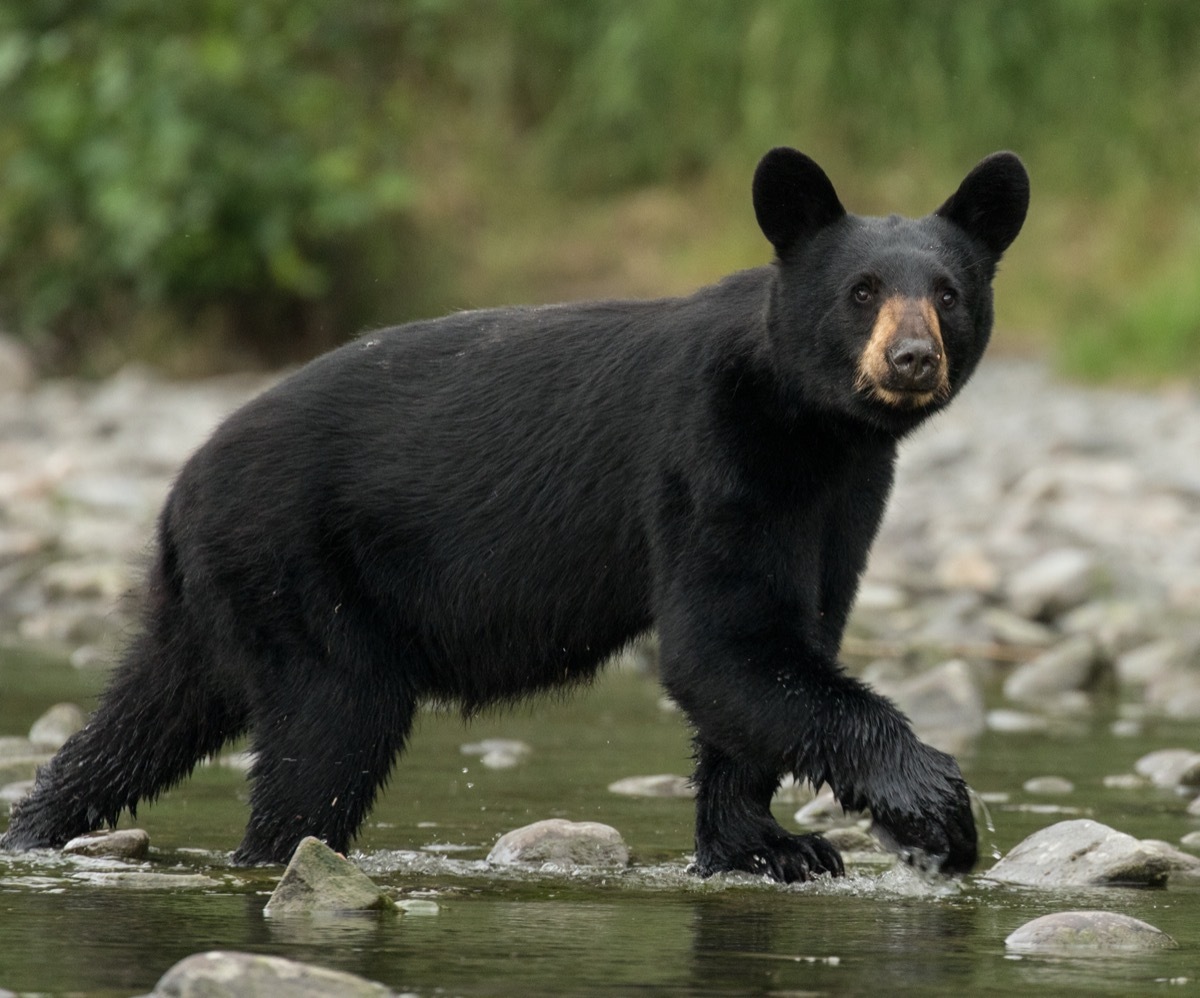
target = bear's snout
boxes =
[855,296,949,409]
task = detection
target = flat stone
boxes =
[487,818,629,869]
[986,819,1172,887]
[1005,911,1176,954]
[150,950,395,998]
[28,702,86,749]
[64,828,150,861]
[264,837,395,915]
[607,774,694,798]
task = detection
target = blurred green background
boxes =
[1,0,1198,382]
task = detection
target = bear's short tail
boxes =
[2,512,247,852]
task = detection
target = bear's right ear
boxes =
[753,148,846,258]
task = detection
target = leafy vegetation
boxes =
[1,1,1198,380]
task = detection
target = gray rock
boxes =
[150,950,395,998]
[28,702,86,749]
[1181,830,1200,848]
[264,837,395,915]
[986,819,1172,887]
[822,826,884,854]
[487,818,629,869]
[1005,911,1176,955]
[1006,548,1101,621]
[64,828,150,860]
[977,608,1057,647]
[870,659,986,748]
[1115,639,1193,686]
[1002,635,1108,704]
[607,774,694,798]
[1058,599,1151,657]
[1133,748,1200,789]
[1189,795,1200,817]
[1141,839,1200,877]
[1144,672,1200,719]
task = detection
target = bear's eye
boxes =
[851,284,872,305]
[938,288,958,309]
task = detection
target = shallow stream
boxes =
[1,646,1197,996]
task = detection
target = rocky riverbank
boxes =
[2,349,1198,687]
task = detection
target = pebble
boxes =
[985,818,1173,888]
[263,837,395,915]
[149,950,396,998]
[487,818,629,870]
[1005,911,1176,955]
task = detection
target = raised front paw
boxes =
[869,741,977,875]
[693,830,844,884]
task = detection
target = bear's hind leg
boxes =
[233,665,416,865]
[690,742,843,883]
[2,616,246,852]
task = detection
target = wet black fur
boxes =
[2,149,1029,878]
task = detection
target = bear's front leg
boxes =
[690,741,843,883]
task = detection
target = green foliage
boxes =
[0,0,416,368]
[1,0,1199,378]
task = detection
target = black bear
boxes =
[3,148,1028,880]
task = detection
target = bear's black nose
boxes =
[886,338,941,390]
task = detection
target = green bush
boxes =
[0,0,415,370]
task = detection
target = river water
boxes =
[1,645,1198,996]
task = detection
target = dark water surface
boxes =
[1,646,1197,996]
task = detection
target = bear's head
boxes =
[753,148,1029,435]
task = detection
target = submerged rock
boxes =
[149,950,395,997]
[63,828,149,861]
[1005,911,1176,955]
[986,819,1172,887]
[487,818,629,870]
[1022,776,1074,795]
[264,837,395,915]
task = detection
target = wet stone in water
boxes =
[63,828,150,860]
[487,818,629,870]
[1005,911,1176,955]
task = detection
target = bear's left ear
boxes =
[935,152,1030,258]
[753,147,846,258]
